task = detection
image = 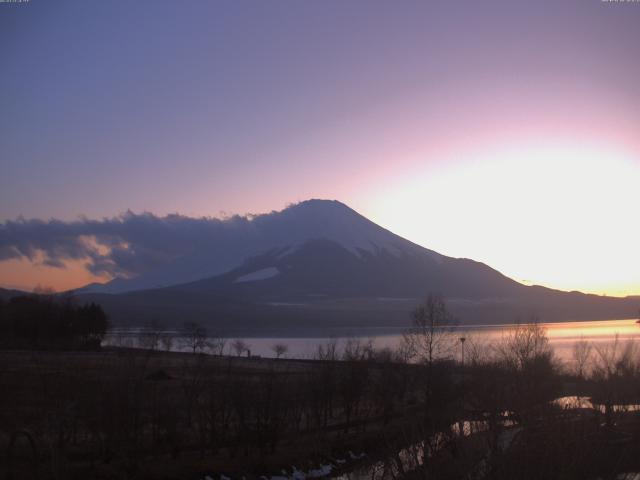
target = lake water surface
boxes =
[105,318,640,363]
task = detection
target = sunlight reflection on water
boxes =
[105,319,640,363]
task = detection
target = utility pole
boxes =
[459,337,466,366]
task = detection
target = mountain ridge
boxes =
[66,199,639,330]
[78,199,442,294]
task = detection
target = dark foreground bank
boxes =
[4,323,640,480]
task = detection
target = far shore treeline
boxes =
[0,294,108,350]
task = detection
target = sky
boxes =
[1,0,639,296]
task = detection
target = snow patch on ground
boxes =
[235,267,280,283]
[202,453,367,480]
[348,451,366,460]
[307,465,333,478]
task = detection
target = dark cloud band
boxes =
[0,211,253,278]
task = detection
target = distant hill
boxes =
[0,288,28,301]
[75,200,640,333]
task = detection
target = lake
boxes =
[105,318,640,364]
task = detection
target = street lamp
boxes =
[458,336,468,436]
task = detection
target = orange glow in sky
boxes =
[0,257,111,293]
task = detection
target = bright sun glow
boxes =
[365,141,640,297]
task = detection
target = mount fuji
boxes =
[80,199,442,294]
[76,200,639,331]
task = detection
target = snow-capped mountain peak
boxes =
[79,199,440,294]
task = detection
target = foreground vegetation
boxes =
[2,295,640,479]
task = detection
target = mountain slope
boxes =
[175,237,521,300]
[82,199,440,294]
[76,200,640,331]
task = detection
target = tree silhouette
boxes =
[271,343,288,359]
[181,321,208,354]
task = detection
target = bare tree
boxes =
[138,320,163,351]
[160,331,174,352]
[181,321,208,354]
[494,321,558,425]
[572,337,592,379]
[231,339,248,357]
[207,335,227,356]
[271,343,288,359]
[463,335,491,366]
[342,338,374,362]
[401,294,457,441]
[590,336,640,424]
[316,338,339,361]
[494,320,553,371]
[402,294,456,365]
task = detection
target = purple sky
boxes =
[1,0,639,294]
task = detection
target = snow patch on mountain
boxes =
[82,199,443,294]
[235,267,280,283]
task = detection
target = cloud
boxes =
[0,211,253,279]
